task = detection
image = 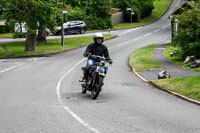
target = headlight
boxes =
[99,61,105,67]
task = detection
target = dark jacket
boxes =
[84,43,111,60]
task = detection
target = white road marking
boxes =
[117,41,130,46]
[131,37,142,42]
[118,27,143,36]
[0,57,46,74]
[56,58,101,133]
[154,29,160,33]
[32,57,46,61]
[27,57,38,61]
[144,33,152,37]
[162,25,168,29]
[0,63,24,73]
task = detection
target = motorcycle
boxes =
[80,55,109,99]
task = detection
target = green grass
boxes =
[129,45,162,71]
[113,0,172,29]
[153,75,200,101]
[0,33,13,38]
[164,44,200,72]
[0,35,114,58]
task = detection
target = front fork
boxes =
[92,72,105,87]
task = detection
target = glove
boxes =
[107,60,113,64]
[89,54,97,60]
[84,52,90,58]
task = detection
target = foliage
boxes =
[173,2,200,58]
[0,0,65,51]
[112,0,154,22]
[0,25,11,33]
[140,0,154,19]
[113,0,173,29]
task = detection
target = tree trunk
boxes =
[25,32,37,51]
[36,29,47,44]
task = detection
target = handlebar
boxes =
[85,53,113,64]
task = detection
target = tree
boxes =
[0,0,58,51]
[65,0,112,30]
[173,2,200,58]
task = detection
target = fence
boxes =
[111,12,124,26]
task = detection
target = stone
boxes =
[190,60,200,68]
[158,70,171,79]
[184,56,196,64]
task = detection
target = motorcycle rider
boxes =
[82,32,113,81]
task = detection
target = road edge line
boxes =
[56,58,101,133]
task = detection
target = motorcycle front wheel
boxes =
[91,76,103,99]
[82,87,87,94]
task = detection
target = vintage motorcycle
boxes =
[80,55,109,99]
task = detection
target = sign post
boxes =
[61,6,68,46]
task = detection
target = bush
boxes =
[173,4,200,59]
[140,0,154,19]
[0,25,11,33]
[85,15,112,30]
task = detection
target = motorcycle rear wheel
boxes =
[91,76,103,99]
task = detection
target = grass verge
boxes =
[129,45,161,71]
[153,76,200,101]
[0,33,13,38]
[0,35,114,58]
[113,0,173,30]
[164,44,200,72]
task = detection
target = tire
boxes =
[82,87,87,94]
[80,29,85,34]
[91,76,103,99]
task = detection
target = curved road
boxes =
[1,0,200,133]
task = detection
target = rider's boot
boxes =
[81,70,89,82]
[81,70,89,87]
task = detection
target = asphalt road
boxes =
[1,0,200,133]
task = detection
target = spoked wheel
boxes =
[91,76,103,99]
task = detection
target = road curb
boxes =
[128,58,200,106]
[148,81,200,106]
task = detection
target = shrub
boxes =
[0,25,11,33]
[173,4,200,59]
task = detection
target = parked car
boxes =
[53,21,87,35]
